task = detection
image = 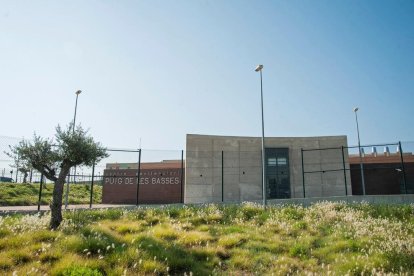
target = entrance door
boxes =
[265,148,290,199]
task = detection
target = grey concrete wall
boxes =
[185,134,352,204]
[266,194,414,206]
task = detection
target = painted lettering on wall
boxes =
[103,168,182,186]
[104,176,180,185]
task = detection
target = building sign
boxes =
[102,167,183,204]
[104,169,181,185]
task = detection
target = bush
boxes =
[61,266,103,276]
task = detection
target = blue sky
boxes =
[1,0,413,151]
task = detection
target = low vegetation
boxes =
[0,183,102,206]
[0,202,413,275]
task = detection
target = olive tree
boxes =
[5,152,32,183]
[8,123,108,229]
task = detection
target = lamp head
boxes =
[255,65,263,72]
[353,107,359,112]
[75,90,82,95]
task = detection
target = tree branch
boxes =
[32,164,58,182]
[44,165,56,177]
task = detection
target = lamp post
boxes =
[65,90,82,209]
[255,64,266,207]
[353,107,366,195]
[73,90,82,132]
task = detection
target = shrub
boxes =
[61,266,103,276]
[289,243,310,259]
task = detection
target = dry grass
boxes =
[0,202,413,275]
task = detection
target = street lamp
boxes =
[353,107,366,195]
[66,90,82,209]
[73,90,82,132]
[255,64,266,207]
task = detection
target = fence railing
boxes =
[1,135,413,208]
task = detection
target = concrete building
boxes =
[185,134,352,204]
[101,135,413,205]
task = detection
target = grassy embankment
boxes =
[0,183,102,206]
[0,202,413,275]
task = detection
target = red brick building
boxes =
[349,153,414,195]
[102,160,184,204]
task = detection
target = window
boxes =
[265,148,290,199]
[277,157,287,165]
[268,157,277,166]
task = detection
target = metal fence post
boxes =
[15,157,19,183]
[222,150,224,202]
[65,173,70,209]
[341,146,348,196]
[136,149,141,206]
[398,141,407,194]
[180,150,184,203]
[37,174,44,212]
[301,148,306,198]
[89,163,95,208]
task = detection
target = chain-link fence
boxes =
[1,135,414,208]
[301,146,350,198]
[302,141,414,196]
[0,136,187,208]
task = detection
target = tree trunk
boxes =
[22,172,28,183]
[49,165,71,230]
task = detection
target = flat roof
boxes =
[106,160,182,170]
[349,153,414,164]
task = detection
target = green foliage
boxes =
[0,202,412,275]
[65,208,123,227]
[0,183,102,206]
[60,266,103,276]
[289,243,310,258]
[167,207,181,218]
[40,251,62,264]
[31,229,58,242]
[384,251,414,271]
[0,253,12,269]
[353,203,414,220]
[238,202,262,220]
[280,205,305,220]
[55,124,108,168]
[9,250,32,265]
[218,234,246,248]
[7,124,108,182]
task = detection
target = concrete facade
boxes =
[266,194,414,206]
[185,134,352,204]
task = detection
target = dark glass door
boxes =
[265,148,290,199]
